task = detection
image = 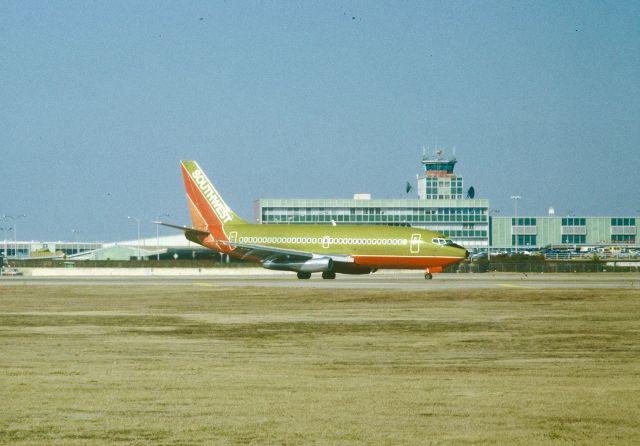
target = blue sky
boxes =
[1,1,639,242]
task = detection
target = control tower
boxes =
[417,149,463,200]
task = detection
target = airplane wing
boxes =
[154,221,354,265]
[217,240,354,264]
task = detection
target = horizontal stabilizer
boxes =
[152,221,210,237]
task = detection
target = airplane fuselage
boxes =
[189,223,467,273]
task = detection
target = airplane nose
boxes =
[449,243,469,259]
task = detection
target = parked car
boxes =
[470,252,488,261]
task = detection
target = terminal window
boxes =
[611,218,636,226]
[512,235,536,246]
[562,218,586,226]
[562,235,586,244]
[512,218,537,226]
[612,234,636,243]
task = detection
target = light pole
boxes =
[489,209,500,259]
[510,196,521,254]
[71,229,80,256]
[127,216,141,260]
[155,213,170,261]
[3,214,26,258]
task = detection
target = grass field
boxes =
[1,284,639,445]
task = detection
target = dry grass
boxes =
[0,285,639,445]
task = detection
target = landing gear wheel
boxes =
[297,272,311,280]
[424,273,433,280]
[322,271,336,280]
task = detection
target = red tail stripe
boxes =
[180,164,229,242]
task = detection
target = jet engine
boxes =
[262,257,333,273]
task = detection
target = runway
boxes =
[2,272,639,290]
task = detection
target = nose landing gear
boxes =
[424,269,433,280]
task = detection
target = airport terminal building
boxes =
[255,152,638,253]
[490,216,637,252]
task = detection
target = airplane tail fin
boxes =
[180,160,247,241]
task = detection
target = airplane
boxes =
[158,160,468,280]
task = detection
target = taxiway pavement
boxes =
[2,272,639,290]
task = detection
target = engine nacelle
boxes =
[262,257,333,273]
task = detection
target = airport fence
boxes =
[9,259,256,269]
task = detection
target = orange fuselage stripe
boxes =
[352,255,462,269]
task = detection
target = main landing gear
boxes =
[424,269,433,280]
[296,271,336,280]
[322,271,336,280]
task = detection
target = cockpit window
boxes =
[432,238,457,246]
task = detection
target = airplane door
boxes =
[410,234,421,254]
[227,231,238,251]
